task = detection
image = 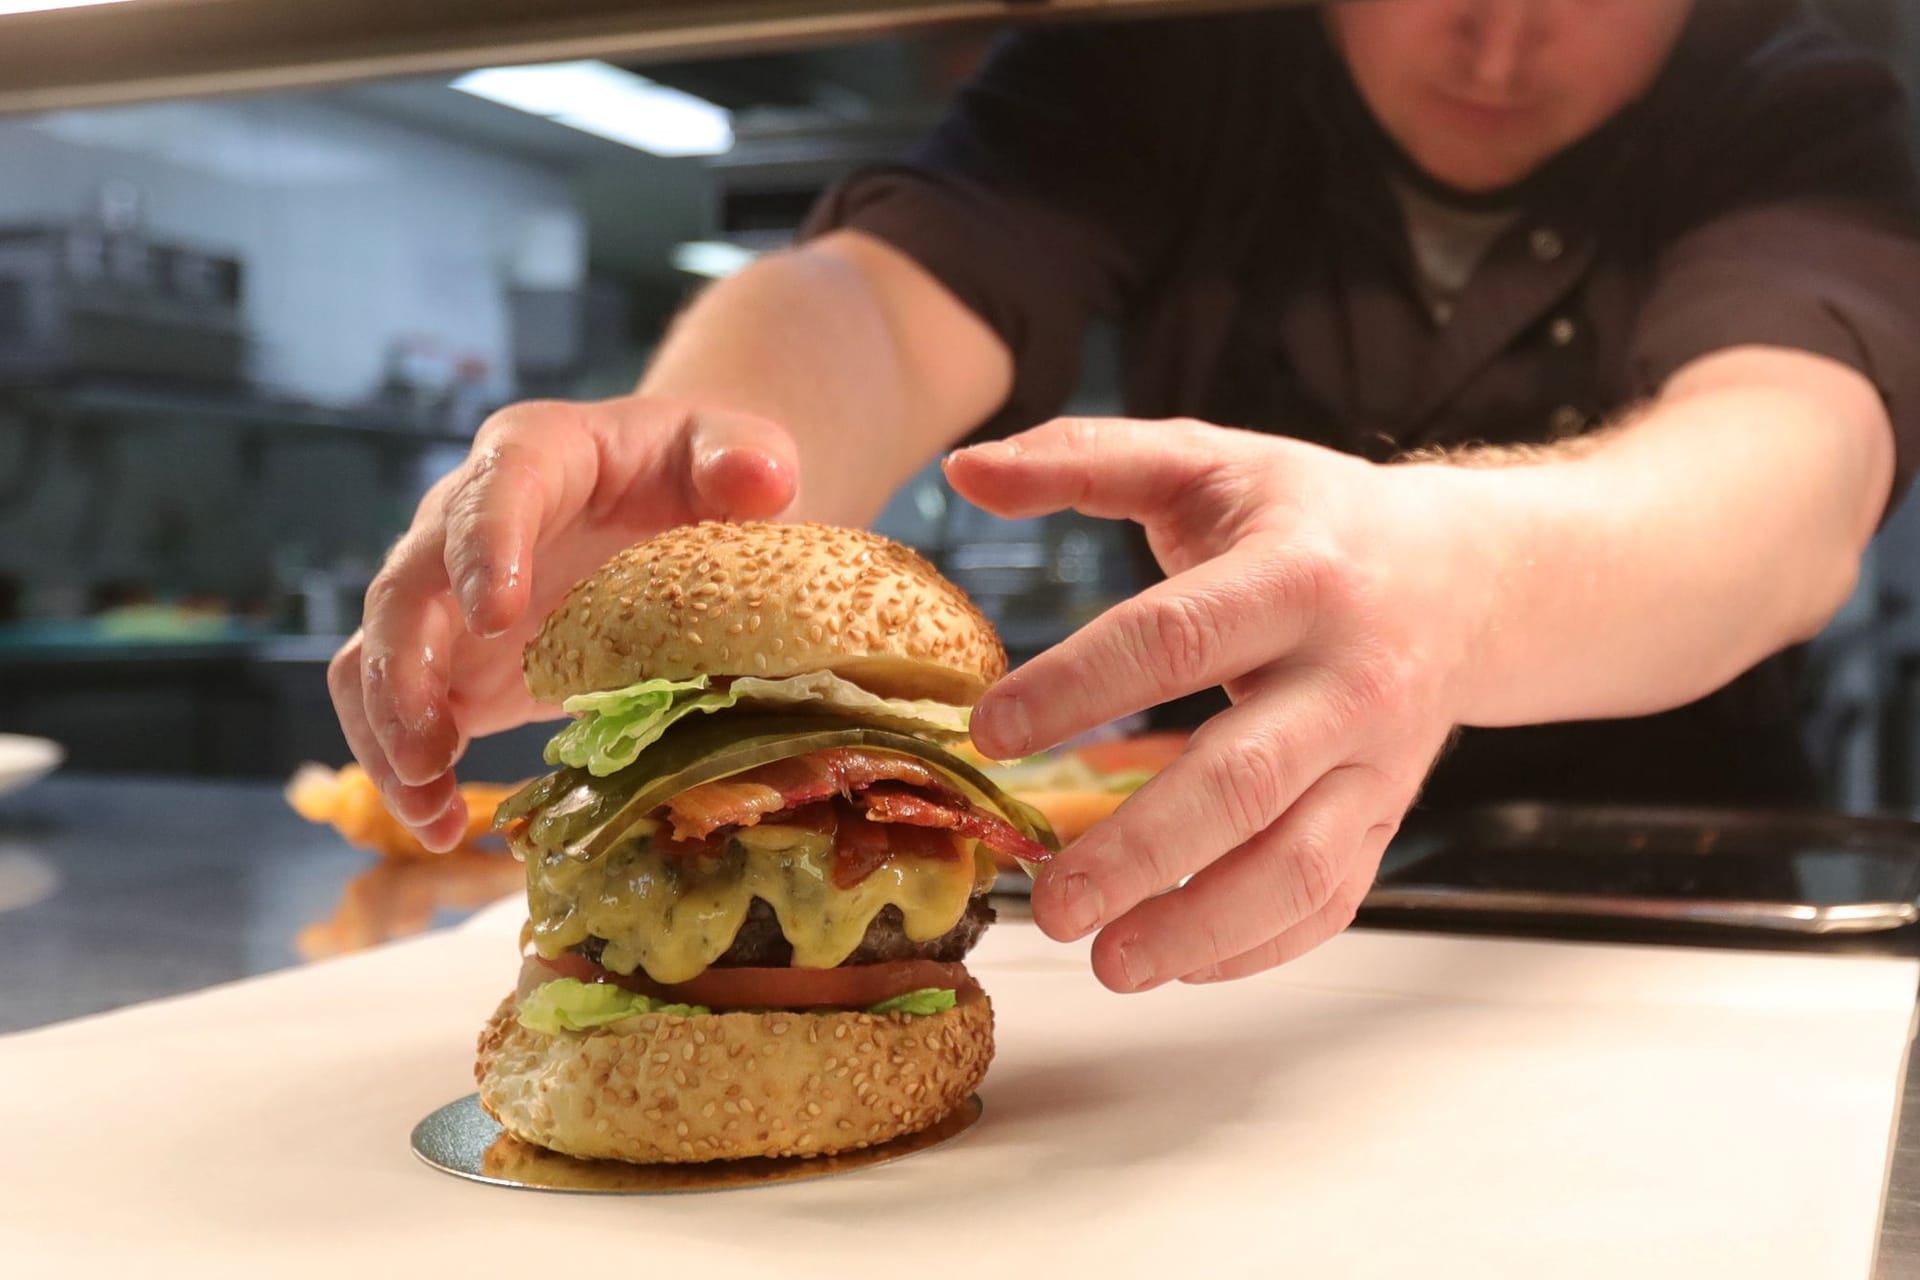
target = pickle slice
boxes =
[496,713,1058,868]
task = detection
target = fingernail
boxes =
[1055,871,1103,939]
[948,441,1016,467]
[979,693,1032,758]
[1116,940,1154,991]
[1185,967,1225,984]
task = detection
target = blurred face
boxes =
[1327,0,1694,192]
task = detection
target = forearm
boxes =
[1439,346,1894,726]
[638,230,1012,525]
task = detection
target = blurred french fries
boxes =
[285,762,521,861]
[982,732,1192,868]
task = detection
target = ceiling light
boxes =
[453,60,731,158]
[671,241,758,279]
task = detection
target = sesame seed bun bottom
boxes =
[474,980,994,1163]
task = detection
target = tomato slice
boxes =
[529,952,968,1011]
[533,950,612,986]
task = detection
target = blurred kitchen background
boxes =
[0,0,1915,805]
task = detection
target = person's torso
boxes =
[1111,4,1834,808]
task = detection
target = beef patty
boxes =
[575,893,995,971]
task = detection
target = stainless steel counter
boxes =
[4,774,1918,1272]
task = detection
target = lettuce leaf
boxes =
[543,671,972,778]
[545,676,733,776]
[518,978,709,1032]
[865,987,957,1016]
[518,977,956,1029]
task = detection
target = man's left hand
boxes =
[944,417,1491,991]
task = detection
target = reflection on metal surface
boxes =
[298,852,525,959]
[1366,802,1920,938]
[412,1091,983,1193]
[0,845,59,913]
[1361,885,1920,935]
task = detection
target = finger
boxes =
[327,633,465,837]
[359,529,466,788]
[328,632,389,784]
[684,408,800,520]
[1181,823,1396,984]
[1079,762,1396,991]
[942,416,1257,523]
[442,434,567,638]
[970,540,1312,759]
[410,789,474,854]
[1028,675,1351,946]
[442,402,798,639]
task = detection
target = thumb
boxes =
[685,409,801,520]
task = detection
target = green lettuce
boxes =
[865,988,958,1016]
[518,979,709,1033]
[518,978,957,1030]
[543,672,973,778]
[544,676,734,776]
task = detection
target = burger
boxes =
[475,521,1057,1164]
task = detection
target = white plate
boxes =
[0,735,63,796]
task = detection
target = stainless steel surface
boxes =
[1360,886,1920,934]
[0,225,247,385]
[0,775,398,1033]
[0,0,1300,116]
[412,1092,984,1192]
[1365,802,1920,938]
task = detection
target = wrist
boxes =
[1388,458,1571,729]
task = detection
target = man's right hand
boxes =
[328,396,799,851]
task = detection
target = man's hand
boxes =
[946,417,1493,992]
[328,397,798,853]
[948,348,1893,992]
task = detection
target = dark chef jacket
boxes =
[804,0,1920,811]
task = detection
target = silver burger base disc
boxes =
[411,1092,983,1194]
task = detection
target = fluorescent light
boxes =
[453,60,731,158]
[671,241,757,279]
[0,0,133,12]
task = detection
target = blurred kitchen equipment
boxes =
[0,221,247,386]
[1368,802,1920,937]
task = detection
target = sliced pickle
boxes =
[496,712,1058,866]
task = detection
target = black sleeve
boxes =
[801,24,1189,437]
[1629,26,1920,499]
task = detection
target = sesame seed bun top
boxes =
[522,522,1007,706]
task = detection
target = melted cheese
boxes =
[525,819,994,985]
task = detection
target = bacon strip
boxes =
[857,783,1052,865]
[658,748,1053,882]
[828,802,963,889]
[664,748,963,841]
